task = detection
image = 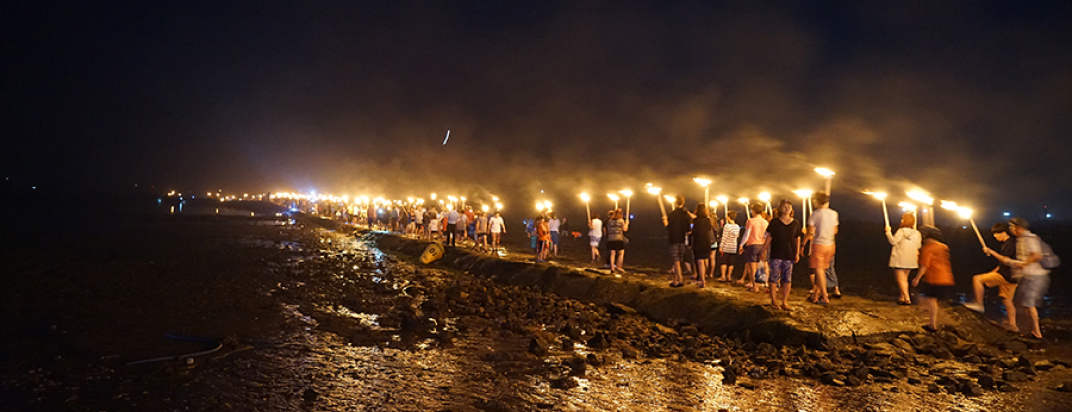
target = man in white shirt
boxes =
[445,208,460,246]
[488,212,506,253]
[807,191,838,305]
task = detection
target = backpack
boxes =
[1040,238,1061,269]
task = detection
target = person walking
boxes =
[766,199,801,310]
[717,211,741,282]
[548,212,562,258]
[475,211,489,251]
[588,212,603,263]
[488,211,506,253]
[739,203,768,292]
[691,204,715,287]
[886,212,922,305]
[913,225,954,332]
[606,209,629,273]
[970,223,1018,331]
[988,217,1050,339]
[807,191,838,305]
[665,196,692,287]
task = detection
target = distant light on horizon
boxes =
[1003,212,1011,217]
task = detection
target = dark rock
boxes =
[935,375,957,386]
[845,375,862,387]
[852,366,870,380]
[978,375,996,389]
[620,345,639,359]
[529,337,550,357]
[928,384,942,393]
[550,377,579,389]
[302,388,319,402]
[999,341,1028,352]
[604,303,637,315]
[933,348,954,360]
[585,353,602,366]
[756,342,778,357]
[587,333,611,350]
[561,338,574,351]
[1003,371,1029,382]
[907,377,922,385]
[737,381,757,390]
[1034,360,1055,371]
[962,384,984,396]
[998,383,1020,392]
[890,386,901,393]
[1056,383,1072,393]
[564,355,587,377]
[722,370,737,385]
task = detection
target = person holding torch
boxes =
[886,212,922,305]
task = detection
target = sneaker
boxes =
[963,302,985,313]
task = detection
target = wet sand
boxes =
[2,205,1071,411]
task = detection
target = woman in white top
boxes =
[588,212,603,263]
[886,212,922,305]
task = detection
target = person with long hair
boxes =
[886,212,921,305]
[606,209,630,273]
[691,203,714,287]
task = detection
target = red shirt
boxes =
[920,241,954,285]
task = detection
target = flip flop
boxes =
[922,325,938,332]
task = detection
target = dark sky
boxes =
[4,1,1072,219]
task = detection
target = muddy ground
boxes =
[2,206,1071,411]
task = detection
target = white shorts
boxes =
[590,236,602,247]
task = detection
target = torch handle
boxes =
[585,203,591,222]
[626,197,631,219]
[882,200,890,228]
[657,196,667,219]
[969,218,986,250]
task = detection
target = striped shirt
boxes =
[719,223,740,254]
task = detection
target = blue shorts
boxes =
[551,231,561,246]
[769,259,794,284]
[1014,274,1050,308]
[743,244,764,263]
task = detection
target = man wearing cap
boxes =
[987,217,1050,339]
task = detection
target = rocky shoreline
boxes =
[358,228,1072,397]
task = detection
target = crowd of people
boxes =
[577,191,1055,338]
[320,190,1055,338]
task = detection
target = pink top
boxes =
[744,216,769,246]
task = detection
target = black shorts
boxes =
[919,283,955,300]
[607,240,626,251]
[719,252,742,266]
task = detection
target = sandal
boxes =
[922,325,938,332]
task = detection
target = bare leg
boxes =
[925,297,939,329]
[695,260,707,286]
[1027,307,1041,338]
[768,281,779,306]
[672,261,682,284]
[617,250,626,272]
[972,274,986,305]
[609,250,618,271]
[780,282,792,308]
[1003,297,1018,332]
[896,269,910,302]
[814,268,828,303]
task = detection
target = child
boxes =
[912,225,954,332]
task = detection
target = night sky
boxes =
[4,1,1072,219]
